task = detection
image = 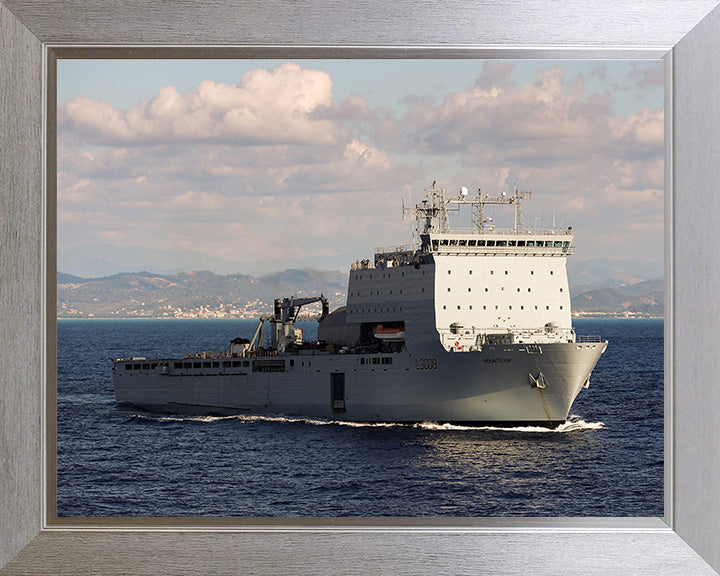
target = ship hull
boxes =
[113,341,606,427]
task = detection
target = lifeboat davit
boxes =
[374,322,406,341]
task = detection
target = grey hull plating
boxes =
[113,341,606,426]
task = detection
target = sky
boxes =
[57,59,664,278]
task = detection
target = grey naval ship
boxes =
[113,183,607,427]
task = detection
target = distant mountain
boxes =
[58,263,664,319]
[57,269,347,319]
[571,276,663,316]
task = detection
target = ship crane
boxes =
[270,295,329,353]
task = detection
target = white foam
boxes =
[131,413,604,432]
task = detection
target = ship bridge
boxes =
[346,181,578,351]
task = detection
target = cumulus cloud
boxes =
[58,61,664,276]
[59,63,342,146]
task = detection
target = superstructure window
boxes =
[508,240,516,246]
[174,362,183,369]
[486,240,495,247]
[125,364,132,371]
[459,240,466,246]
[527,241,535,247]
[468,240,476,246]
[497,241,507,247]
[518,241,526,247]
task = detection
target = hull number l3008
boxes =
[416,358,438,370]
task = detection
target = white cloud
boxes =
[57,61,664,276]
[59,63,342,146]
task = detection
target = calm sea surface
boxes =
[57,318,663,517]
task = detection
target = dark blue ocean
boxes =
[56,318,663,517]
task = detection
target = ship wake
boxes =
[130,413,604,432]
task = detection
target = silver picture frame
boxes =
[2,1,720,574]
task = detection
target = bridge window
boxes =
[486,240,495,246]
[468,240,476,246]
[125,364,132,371]
[478,240,486,246]
[174,362,183,369]
[518,241,526,247]
[497,241,507,247]
[508,240,516,246]
[450,239,458,246]
[459,240,467,246]
[527,241,535,247]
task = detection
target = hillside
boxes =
[58,261,664,319]
[58,269,347,318]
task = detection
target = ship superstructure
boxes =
[113,182,607,427]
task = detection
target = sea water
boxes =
[56,318,663,517]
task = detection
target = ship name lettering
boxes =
[415,358,438,370]
[483,358,512,364]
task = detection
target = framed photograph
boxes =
[52,56,665,521]
[2,1,720,574]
